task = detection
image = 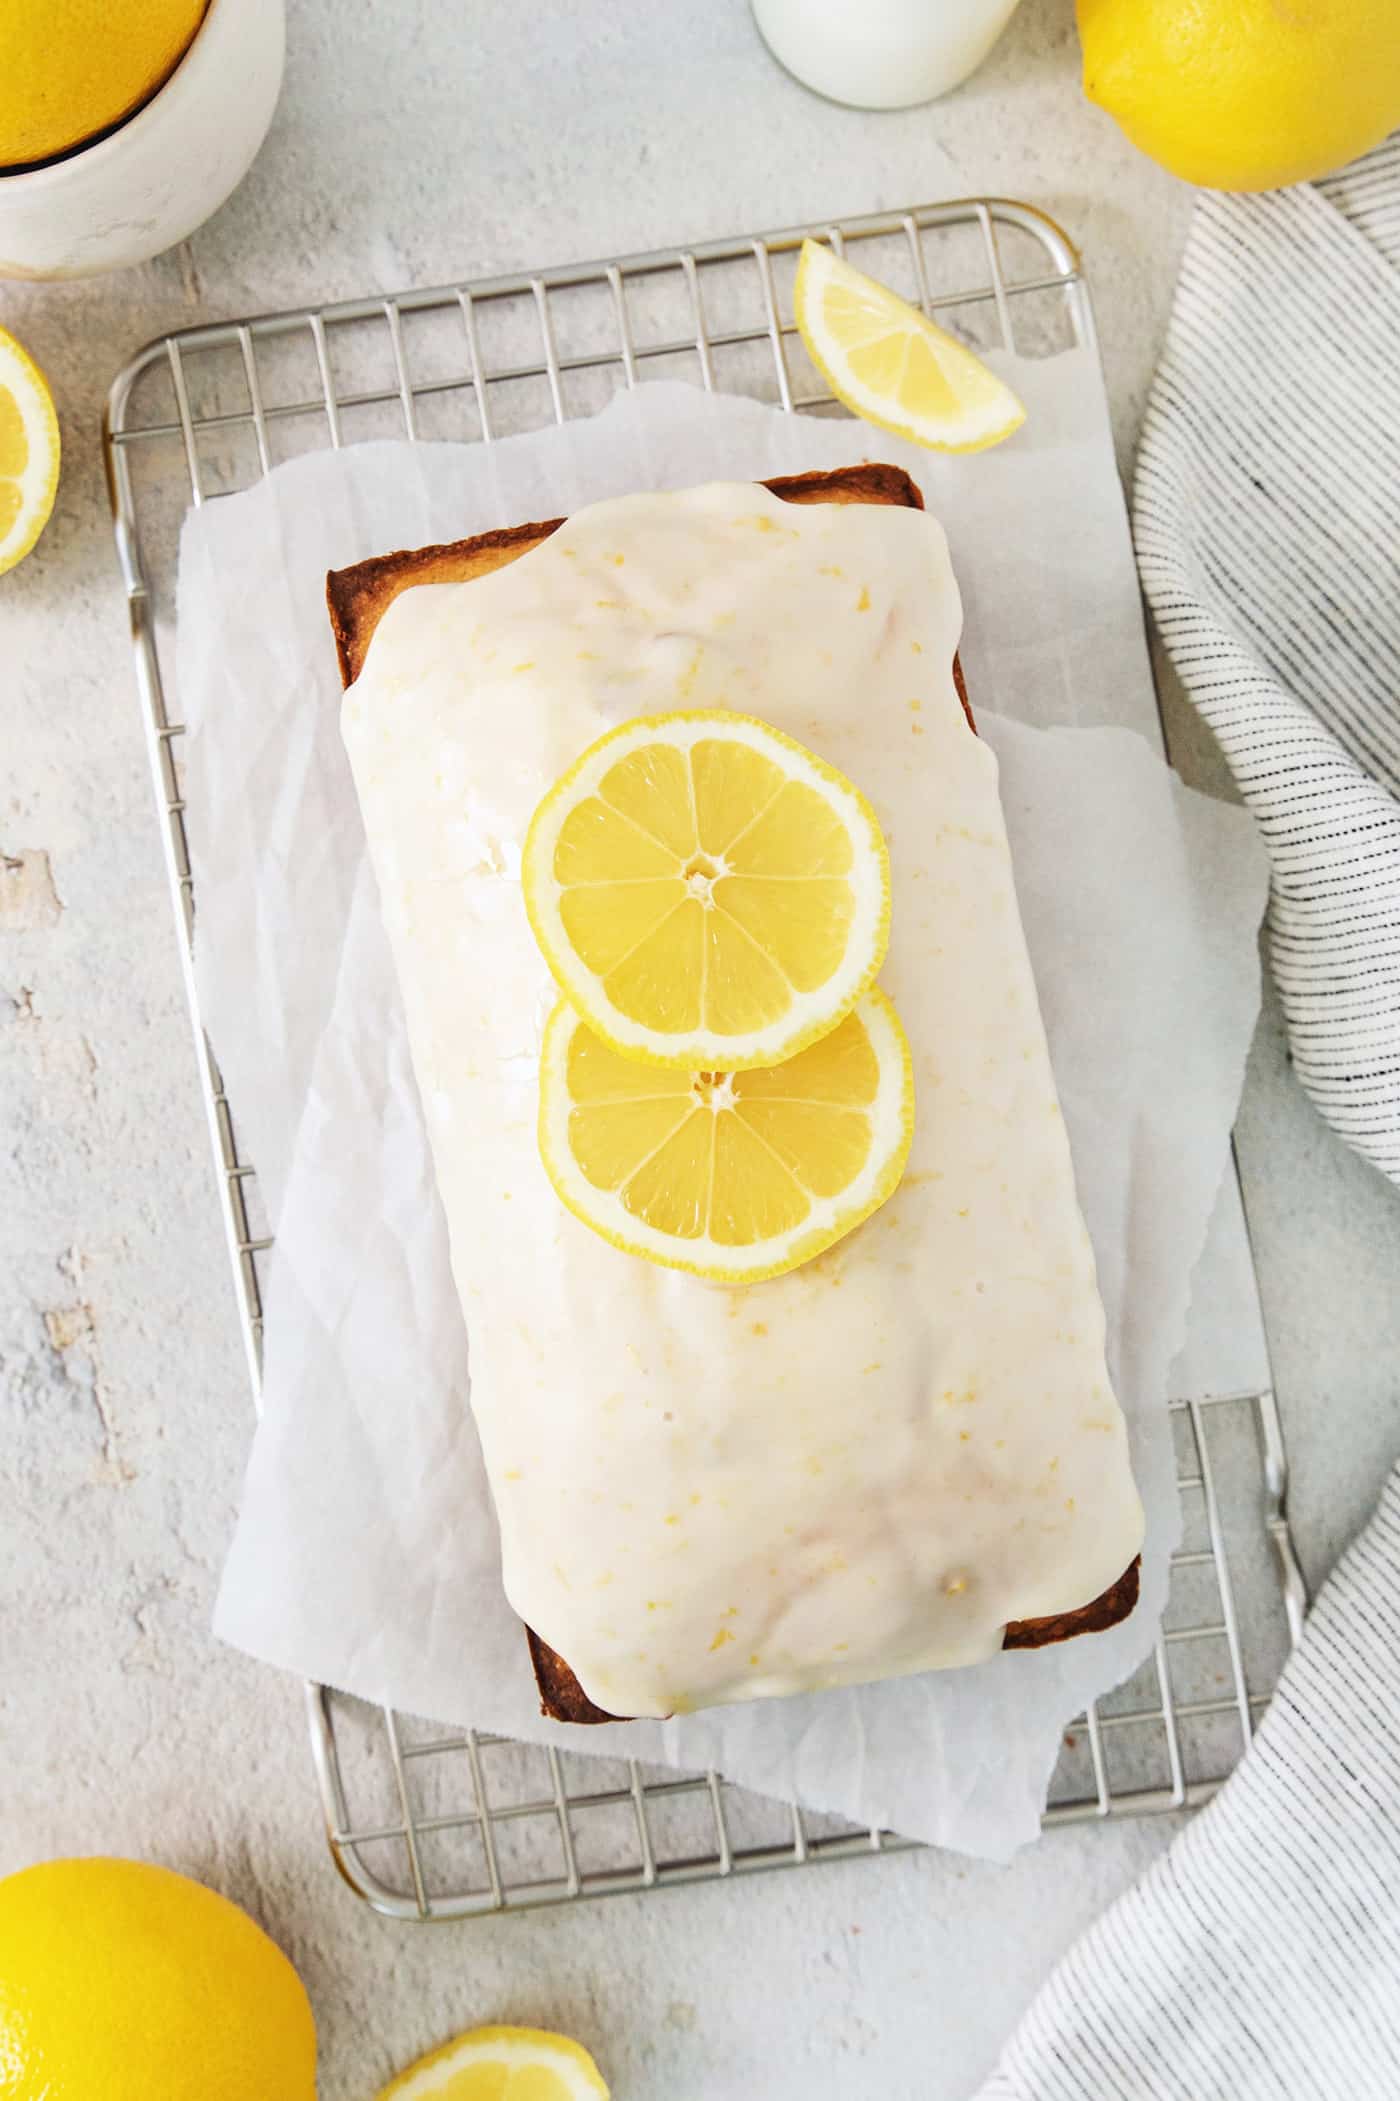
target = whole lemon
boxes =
[0,1857,317,2100]
[1078,0,1400,191]
[0,0,207,169]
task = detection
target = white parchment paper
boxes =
[178,378,1268,1858]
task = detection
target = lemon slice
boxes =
[539,987,914,1283]
[794,238,1026,454]
[523,710,890,1071]
[0,328,60,576]
[378,2025,609,2101]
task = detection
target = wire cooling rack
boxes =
[105,199,1307,1920]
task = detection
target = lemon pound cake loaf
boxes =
[330,466,1144,1723]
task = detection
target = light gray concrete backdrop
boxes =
[3,3,1398,2097]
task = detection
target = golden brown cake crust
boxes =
[1002,1555,1142,1649]
[525,1627,619,1727]
[327,460,1133,1726]
[528,1557,1144,1725]
[327,464,927,688]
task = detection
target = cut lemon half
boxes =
[0,327,60,577]
[795,237,1026,455]
[377,2024,608,2101]
[523,710,890,1070]
[539,987,914,1283]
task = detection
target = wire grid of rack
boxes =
[105,198,1307,1921]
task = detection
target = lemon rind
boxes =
[794,240,1027,458]
[538,986,915,1284]
[522,708,891,1072]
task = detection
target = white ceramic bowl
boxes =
[0,0,285,281]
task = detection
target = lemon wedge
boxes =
[523,709,890,1071]
[795,237,1026,454]
[538,987,914,1283]
[377,2025,609,2100]
[0,328,60,576]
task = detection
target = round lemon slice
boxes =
[539,987,914,1284]
[523,709,890,1070]
[377,2024,609,2100]
[0,327,60,577]
[794,237,1026,455]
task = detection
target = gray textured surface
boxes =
[3,2,1398,2096]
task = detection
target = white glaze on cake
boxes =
[341,482,1145,1718]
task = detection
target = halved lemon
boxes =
[0,327,60,576]
[794,237,1026,454]
[523,710,890,1071]
[377,2024,608,2101]
[539,987,914,1283]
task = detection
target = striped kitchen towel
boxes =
[1133,138,1400,1184]
[979,1460,1400,2099]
